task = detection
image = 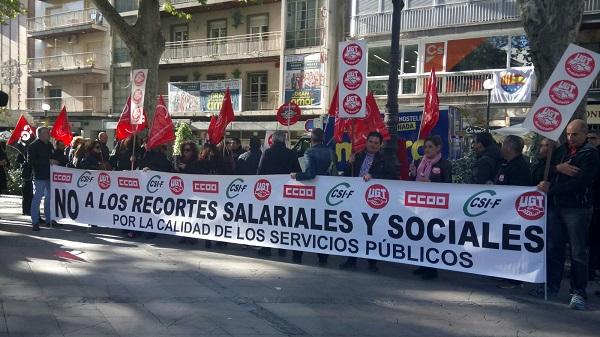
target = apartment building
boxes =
[113,0,345,141]
[350,0,600,129]
[26,0,111,136]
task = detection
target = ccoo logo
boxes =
[146,175,164,193]
[283,185,316,200]
[98,172,111,189]
[77,171,94,188]
[169,176,184,195]
[326,182,354,206]
[254,179,271,201]
[52,172,72,183]
[515,191,545,220]
[226,178,248,199]
[365,184,389,209]
[193,181,219,193]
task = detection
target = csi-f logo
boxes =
[326,182,354,206]
[365,184,389,209]
[98,172,111,189]
[226,178,247,199]
[169,176,184,195]
[52,172,72,183]
[284,185,316,200]
[254,179,271,201]
[515,191,545,220]
[405,191,449,209]
[77,171,94,188]
[118,177,140,189]
[193,181,219,193]
[146,175,164,193]
[463,190,501,217]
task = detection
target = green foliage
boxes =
[7,168,21,195]
[451,150,475,184]
[173,122,195,155]
[0,0,25,24]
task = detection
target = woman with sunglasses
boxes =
[173,140,199,174]
[78,140,104,170]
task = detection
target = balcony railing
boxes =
[27,8,107,36]
[26,96,109,115]
[352,0,600,36]
[28,52,109,74]
[244,91,279,111]
[161,31,281,64]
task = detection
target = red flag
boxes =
[351,92,390,152]
[7,115,36,146]
[328,85,351,143]
[207,88,235,144]
[146,95,175,150]
[419,69,440,139]
[50,106,73,146]
[116,97,147,141]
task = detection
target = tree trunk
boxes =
[383,0,404,178]
[91,0,165,128]
[518,0,586,119]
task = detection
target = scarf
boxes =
[416,153,442,180]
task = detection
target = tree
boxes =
[0,0,24,24]
[173,122,195,155]
[517,0,587,119]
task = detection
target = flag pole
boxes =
[286,103,291,148]
[131,124,137,171]
[351,119,355,177]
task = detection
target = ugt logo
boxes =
[77,171,94,188]
[515,191,545,220]
[365,184,389,209]
[169,176,184,195]
[254,179,271,201]
[98,172,111,189]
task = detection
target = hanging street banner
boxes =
[490,67,535,104]
[130,69,148,125]
[284,53,323,107]
[338,40,368,118]
[51,167,547,283]
[168,80,242,114]
[523,44,600,141]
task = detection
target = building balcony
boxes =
[352,0,600,37]
[161,32,281,65]
[27,8,108,39]
[28,53,109,78]
[243,91,279,112]
[26,96,110,117]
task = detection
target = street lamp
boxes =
[41,103,51,126]
[483,78,495,132]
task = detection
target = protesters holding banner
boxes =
[586,130,600,281]
[291,128,336,265]
[28,127,58,231]
[216,143,235,175]
[235,136,262,175]
[52,141,68,167]
[97,132,110,164]
[173,140,198,175]
[140,144,172,173]
[257,131,302,257]
[67,136,83,167]
[409,135,452,279]
[531,138,555,185]
[472,132,502,184]
[536,120,600,310]
[78,140,104,170]
[340,131,396,272]
[227,137,245,161]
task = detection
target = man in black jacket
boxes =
[28,127,59,231]
[235,136,262,175]
[472,132,502,184]
[530,138,555,184]
[257,131,301,257]
[340,131,396,272]
[537,120,599,310]
[495,135,531,187]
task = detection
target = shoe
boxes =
[258,247,271,257]
[368,264,379,273]
[39,218,46,224]
[569,294,586,310]
[413,267,426,275]
[497,280,523,289]
[51,220,62,227]
[339,261,357,270]
[32,224,40,231]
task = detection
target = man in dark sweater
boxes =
[27,127,59,231]
[235,136,262,175]
[472,132,502,184]
[495,135,532,187]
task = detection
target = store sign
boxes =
[587,104,600,125]
[338,40,367,118]
[168,80,242,114]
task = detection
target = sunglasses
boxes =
[183,148,192,152]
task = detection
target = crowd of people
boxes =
[8,118,600,310]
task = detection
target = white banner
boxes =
[50,167,547,283]
[339,40,367,118]
[490,67,534,104]
[130,69,148,125]
[523,44,600,141]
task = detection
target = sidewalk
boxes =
[1,194,599,337]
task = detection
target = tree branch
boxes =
[90,0,135,47]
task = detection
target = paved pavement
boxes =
[1,194,599,337]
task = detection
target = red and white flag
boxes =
[50,106,73,146]
[418,69,440,140]
[146,95,175,150]
[7,115,36,146]
[116,97,147,141]
[207,88,235,144]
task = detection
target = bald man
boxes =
[536,119,599,310]
[97,132,110,163]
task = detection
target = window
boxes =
[248,14,269,35]
[113,67,130,113]
[446,36,508,71]
[367,46,390,77]
[286,0,322,48]
[48,88,62,111]
[247,72,268,110]
[208,19,227,54]
[206,74,226,81]
[171,24,189,42]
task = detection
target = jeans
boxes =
[31,179,51,225]
[547,207,593,297]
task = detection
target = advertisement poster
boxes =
[168,80,242,114]
[284,53,323,107]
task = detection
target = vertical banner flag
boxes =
[207,88,235,145]
[50,106,73,146]
[130,69,148,125]
[419,69,440,140]
[7,115,35,146]
[490,67,535,104]
[116,97,147,141]
[523,44,600,140]
[339,40,368,118]
[146,95,175,150]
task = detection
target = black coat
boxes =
[257,143,301,175]
[495,154,532,187]
[344,150,396,179]
[472,145,502,184]
[52,149,68,167]
[235,149,262,175]
[413,158,452,183]
[27,139,54,180]
[139,151,172,172]
[78,153,101,170]
[549,143,599,208]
